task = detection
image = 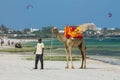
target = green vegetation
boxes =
[26,55,81,61]
[0,47,35,52]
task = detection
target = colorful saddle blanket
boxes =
[64,26,83,39]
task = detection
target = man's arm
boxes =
[33,48,36,54]
[42,48,44,54]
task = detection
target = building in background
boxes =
[80,23,96,31]
[30,28,39,32]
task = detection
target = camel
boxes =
[52,26,88,69]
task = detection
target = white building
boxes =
[80,23,96,31]
[30,28,39,32]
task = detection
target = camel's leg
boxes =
[83,47,86,69]
[64,48,69,69]
[79,41,86,69]
[79,48,83,68]
[69,47,74,69]
[80,49,86,69]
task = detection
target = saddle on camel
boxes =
[64,25,83,39]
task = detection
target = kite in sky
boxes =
[108,12,112,18]
[26,4,33,10]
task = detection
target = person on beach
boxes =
[8,40,10,46]
[0,38,4,46]
[33,38,44,69]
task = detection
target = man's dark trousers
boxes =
[35,54,43,69]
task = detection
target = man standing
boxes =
[33,38,44,69]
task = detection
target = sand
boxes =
[0,52,120,80]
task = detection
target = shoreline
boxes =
[87,55,120,65]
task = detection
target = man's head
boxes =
[38,38,42,43]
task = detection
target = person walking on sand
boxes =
[33,38,44,69]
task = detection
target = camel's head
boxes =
[52,27,59,34]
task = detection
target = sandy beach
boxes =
[0,52,120,80]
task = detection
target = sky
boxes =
[0,0,120,30]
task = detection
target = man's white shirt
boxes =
[35,43,44,54]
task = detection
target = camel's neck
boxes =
[55,32,66,43]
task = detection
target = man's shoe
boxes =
[33,68,37,69]
[40,68,44,70]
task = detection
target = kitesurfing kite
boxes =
[26,4,33,10]
[108,12,112,18]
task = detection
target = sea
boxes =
[85,37,120,65]
[44,37,120,65]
